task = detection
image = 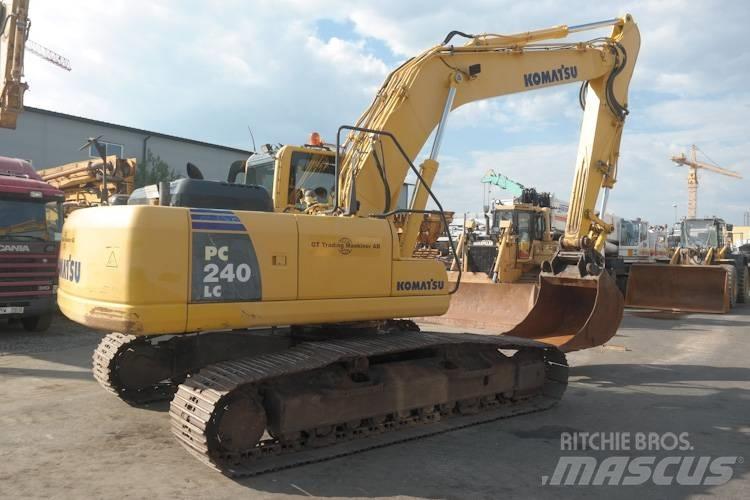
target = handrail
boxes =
[335,125,461,293]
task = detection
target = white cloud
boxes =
[305,36,388,80]
[429,142,580,213]
[451,88,580,132]
[12,0,750,223]
[427,90,750,225]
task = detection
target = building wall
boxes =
[732,226,750,246]
[0,109,251,181]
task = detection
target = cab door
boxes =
[516,211,532,261]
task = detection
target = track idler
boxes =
[506,248,624,352]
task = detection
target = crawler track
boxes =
[170,331,567,477]
[92,330,293,405]
[92,333,176,404]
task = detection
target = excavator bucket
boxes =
[426,273,538,333]
[625,264,730,314]
[423,269,624,352]
[506,268,624,352]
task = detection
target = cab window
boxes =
[289,152,336,210]
[245,160,275,194]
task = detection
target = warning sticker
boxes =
[191,232,262,302]
[105,248,119,268]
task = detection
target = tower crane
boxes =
[25,39,71,71]
[1,0,71,129]
[671,144,741,218]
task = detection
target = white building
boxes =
[0,107,252,180]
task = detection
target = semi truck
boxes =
[0,156,64,331]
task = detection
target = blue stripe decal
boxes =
[190,213,241,222]
[191,222,246,231]
[189,208,233,214]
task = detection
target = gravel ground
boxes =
[0,308,748,499]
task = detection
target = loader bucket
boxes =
[506,269,624,352]
[625,264,729,314]
[423,273,538,332]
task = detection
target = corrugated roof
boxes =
[25,106,253,156]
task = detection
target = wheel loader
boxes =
[57,15,639,475]
[423,191,560,334]
[626,217,750,313]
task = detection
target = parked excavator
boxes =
[58,15,639,475]
[626,217,750,313]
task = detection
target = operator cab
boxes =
[491,205,547,260]
[128,138,335,213]
[618,219,649,258]
[244,143,336,212]
[0,156,63,244]
[681,218,729,249]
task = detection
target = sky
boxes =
[19,0,750,225]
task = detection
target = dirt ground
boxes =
[0,308,748,499]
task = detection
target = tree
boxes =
[135,150,179,188]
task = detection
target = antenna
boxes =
[247,126,257,152]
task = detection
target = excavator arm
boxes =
[334,15,639,351]
[242,15,639,351]
[0,0,29,129]
[338,15,640,263]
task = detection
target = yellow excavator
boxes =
[58,15,639,475]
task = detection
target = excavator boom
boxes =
[247,15,638,352]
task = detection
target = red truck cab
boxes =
[0,156,64,331]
